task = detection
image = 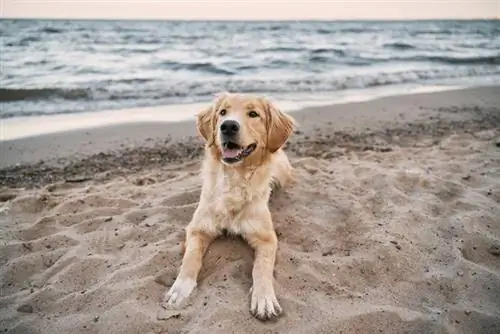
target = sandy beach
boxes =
[1,86,499,334]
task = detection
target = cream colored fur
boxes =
[162,92,296,321]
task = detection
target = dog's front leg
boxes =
[163,226,215,307]
[247,227,282,321]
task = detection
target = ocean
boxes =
[1,19,499,119]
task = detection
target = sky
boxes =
[2,0,499,20]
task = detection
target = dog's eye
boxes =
[248,111,259,118]
[219,109,227,116]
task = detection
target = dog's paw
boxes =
[162,277,197,308]
[250,286,283,321]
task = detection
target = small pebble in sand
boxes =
[322,249,333,256]
[16,304,33,313]
[390,240,402,250]
[157,309,181,321]
[104,217,113,222]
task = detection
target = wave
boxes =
[111,47,161,54]
[307,51,499,66]
[309,56,330,63]
[3,66,498,108]
[317,29,333,34]
[0,88,92,102]
[357,54,500,66]
[268,25,286,31]
[123,35,161,44]
[383,42,416,50]
[336,27,381,33]
[159,61,235,75]
[310,48,346,56]
[5,36,41,47]
[231,67,500,93]
[425,55,500,65]
[260,46,305,53]
[39,27,62,34]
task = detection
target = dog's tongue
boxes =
[223,148,240,159]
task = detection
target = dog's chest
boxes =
[212,175,253,215]
[200,165,271,233]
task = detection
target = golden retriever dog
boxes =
[162,92,296,320]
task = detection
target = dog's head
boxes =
[196,92,296,166]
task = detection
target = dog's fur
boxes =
[162,92,296,320]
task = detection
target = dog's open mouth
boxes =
[221,142,257,163]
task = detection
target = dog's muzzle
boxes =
[221,141,257,164]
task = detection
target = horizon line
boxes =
[2,17,498,21]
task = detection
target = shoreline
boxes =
[1,85,499,189]
[0,83,471,142]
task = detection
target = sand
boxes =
[1,86,500,334]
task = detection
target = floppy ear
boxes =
[265,100,296,153]
[196,91,230,144]
[196,105,213,142]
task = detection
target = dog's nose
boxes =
[220,120,240,136]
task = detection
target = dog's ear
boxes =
[196,105,214,142]
[196,92,230,143]
[264,99,296,153]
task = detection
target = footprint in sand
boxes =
[460,234,500,272]
[10,194,57,214]
[160,188,202,207]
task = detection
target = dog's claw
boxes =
[250,287,282,321]
[163,278,196,308]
